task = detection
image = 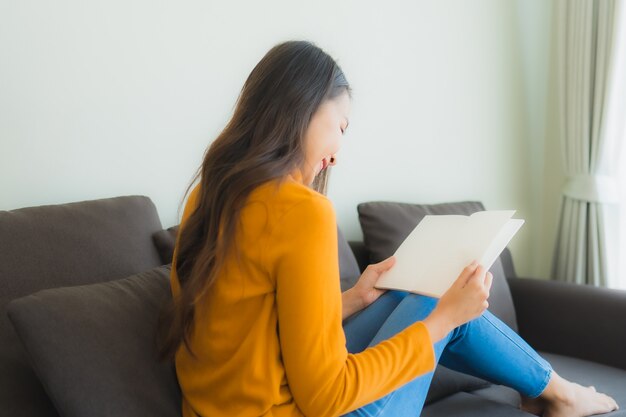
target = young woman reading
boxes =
[157,40,618,417]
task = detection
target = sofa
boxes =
[1,194,625,417]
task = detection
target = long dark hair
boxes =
[156,40,350,361]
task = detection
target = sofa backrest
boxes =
[0,196,164,417]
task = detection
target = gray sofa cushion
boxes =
[468,352,626,416]
[337,227,362,292]
[422,391,533,416]
[153,225,180,265]
[7,266,181,417]
[425,367,490,405]
[357,200,518,332]
[0,196,165,417]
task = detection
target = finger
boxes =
[466,265,486,287]
[454,260,479,287]
[484,271,493,293]
[370,256,396,273]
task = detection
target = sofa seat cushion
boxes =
[422,391,533,416]
[469,351,626,416]
[7,265,181,417]
[424,366,490,405]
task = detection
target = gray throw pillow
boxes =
[7,266,181,417]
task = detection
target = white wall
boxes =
[0,0,555,278]
[515,0,557,279]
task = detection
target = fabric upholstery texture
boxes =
[152,225,180,265]
[0,196,164,417]
[424,366,490,405]
[508,277,626,370]
[470,352,626,417]
[7,266,181,417]
[421,391,533,416]
[336,227,362,291]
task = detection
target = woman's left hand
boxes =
[342,256,396,319]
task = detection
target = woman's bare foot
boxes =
[539,372,618,417]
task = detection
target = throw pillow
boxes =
[7,266,181,417]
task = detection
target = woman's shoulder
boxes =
[250,175,334,221]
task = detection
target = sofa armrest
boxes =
[507,277,626,370]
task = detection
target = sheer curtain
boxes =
[611,150,626,290]
[614,2,626,289]
[551,0,626,286]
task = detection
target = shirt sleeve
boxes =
[270,195,436,417]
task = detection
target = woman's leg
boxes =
[342,290,410,354]
[342,294,446,417]
[436,308,551,397]
[343,293,552,417]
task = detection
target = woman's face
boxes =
[301,90,351,185]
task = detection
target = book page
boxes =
[375,211,522,298]
[479,219,524,268]
[457,211,517,259]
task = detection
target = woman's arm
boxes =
[341,288,363,320]
[271,196,436,417]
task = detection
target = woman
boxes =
[157,41,618,417]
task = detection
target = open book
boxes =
[374,210,524,298]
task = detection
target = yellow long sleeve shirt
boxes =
[170,171,436,417]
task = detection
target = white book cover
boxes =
[374,210,524,298]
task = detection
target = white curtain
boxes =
[552,0,626,285]
[617,3,626,288]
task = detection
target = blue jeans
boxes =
[341,291,553,416]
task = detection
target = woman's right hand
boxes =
[422,261,493,342]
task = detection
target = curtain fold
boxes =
[552,0,624,285]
